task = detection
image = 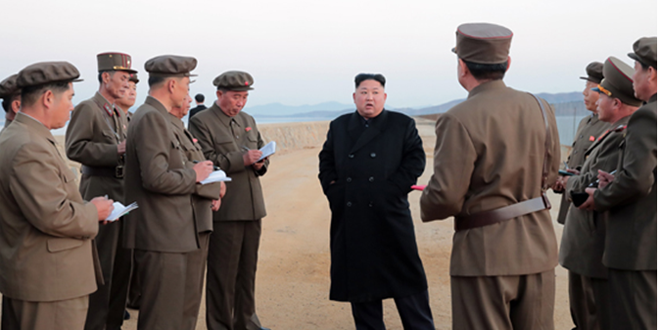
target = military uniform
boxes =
[593,37,657,329]
[168,111,221,330]
[0,62,102,330]
[123,55,204,330]
[556,62,610,224]
[420,23,561,330]
[65,52,135,330]
[560,57,643,330]
[188,71,268,330]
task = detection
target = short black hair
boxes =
[97,70,116,84]
[355,73,386,88]
[195,93,204,103]
[463,60,508,81]
[2,93,19,113]
[639,61,651,70]
[21,81,71,107]
[148,75,166,88]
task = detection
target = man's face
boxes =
[172,77,190,109]
[353,79,386,119]
[218,90,248,117]
[117,81,137,109]
[105,71,130,100]
[595,93,617,123]
[170,94,192,119]
[632,61,653,101]
[50,83,75,129]
[583,81,600,112]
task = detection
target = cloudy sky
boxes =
[1,0,656,110]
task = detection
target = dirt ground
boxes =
[4,119,571,329]
[118,119,573,329]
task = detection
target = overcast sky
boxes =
[1,0,656,109]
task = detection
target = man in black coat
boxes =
[187,93,206,127]
[318,73,434,330]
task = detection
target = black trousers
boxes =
[350,290,434,330]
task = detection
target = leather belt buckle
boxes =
[115,165,124,179]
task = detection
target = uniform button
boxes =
[368,202,373,207]
[235,136,239,139]
[370,152,376,158]
[347,202,352,207]
[368,177,374,182]
[346,177,352,183]
[348,154,354,159]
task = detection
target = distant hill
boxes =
[250,91,588,122]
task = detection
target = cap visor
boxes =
[591,87,602,93]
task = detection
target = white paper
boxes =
[258,141,276,161]
[201,170,232,185]
[106,201,139,222]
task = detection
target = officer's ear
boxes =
[10,99,20,114]
[648,66,657,84]
[216,90,223,100]
[102,71,112,85]
[506,56,511,72]
[166,78,177,94]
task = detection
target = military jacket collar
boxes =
[93,92,117,117]
[209,102,235,128]
[144,96,169,117]
[167,112,184,130]
[468,79,506,99]
[14,112,56,144]
[586,115,630,155]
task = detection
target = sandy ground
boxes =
[119,118,573,329]
[4,119,572,329]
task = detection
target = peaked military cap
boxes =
[0,74,19,99]
[213,71,254,91]
[129,73,139,84]
[580,62,604,83]
[452,23,513,64]
[17,61,82,89]
[145,55,197,78]
[628,37,657,69]
[592,57,642,106]
[97,52,137,73]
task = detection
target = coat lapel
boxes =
[348,110,388,154]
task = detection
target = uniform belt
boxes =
[81,165,124,179]
[454,194,551,231]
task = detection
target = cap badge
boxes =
[245,81,249,86]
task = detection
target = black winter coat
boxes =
[318,110,428,302]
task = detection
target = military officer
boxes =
[419,23,561,329]
[586,36,657,329]
[64,52,135,330]
[123,55,214,330]
[168,93,224,330]
[0,73,20,131]
[116,72,139,120]
[557,56,642,330]
[554,62,609,225]
[0,61,114,330]
[188,71,270,330]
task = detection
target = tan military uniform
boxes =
[65,91,130,330]
[168,112,221,330]
[420,80,561,329]
[594,95,657,329]
[124,96,201,330]
[0,113,102,329]
[556,113,609,224]
[189,102,268,330]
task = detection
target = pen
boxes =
[192,160,221,171]
[241,146,250,151]
[588,169,617,187]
